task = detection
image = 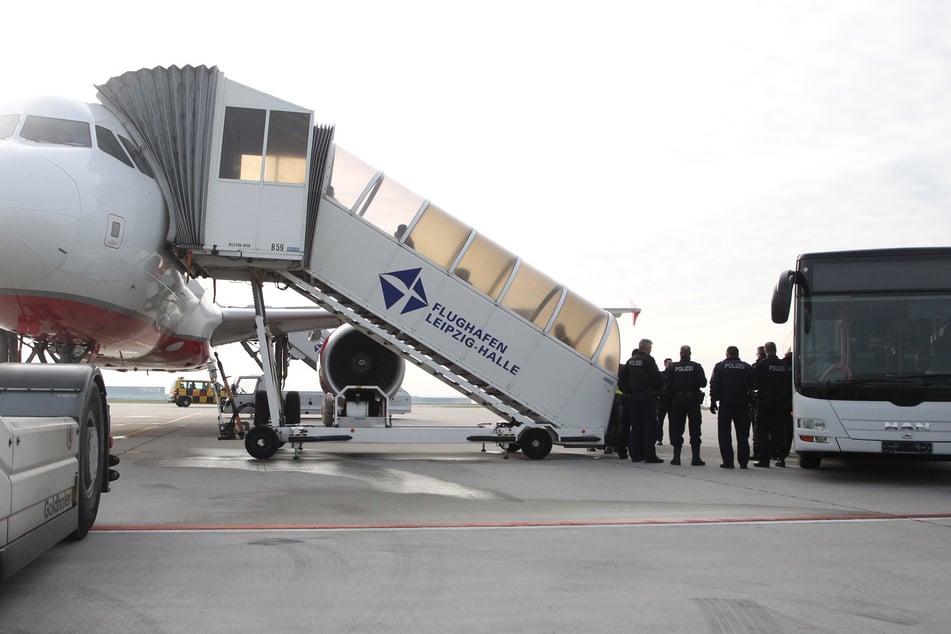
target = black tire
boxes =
[798,452,822,469]
[70,383,106,540]
[254,390,269,427]
[519,428,553,460]
[245,426,280,460]
[285,391,301,426]
[177,396,191,407]
[321,393,336,427]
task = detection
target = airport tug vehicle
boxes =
[0,365,118,580]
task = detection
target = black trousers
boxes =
[656,398,668,443]
[772,408,793,460]
[605,395,627,454]
[717,402,751,466]
[669,392,702,449]
[625,392,659,460]
[755,400,785,463]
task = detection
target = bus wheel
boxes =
[245,426,280,460]
[177,396,191,407]
[70,382,106,540]
[798,452,822,469]
[519,428,552,460]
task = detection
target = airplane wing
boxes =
[210,307,343,347]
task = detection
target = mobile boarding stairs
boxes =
[97,66,623,459]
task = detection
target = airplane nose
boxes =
[0,143,80,286]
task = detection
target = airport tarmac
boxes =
[2,402,951,633]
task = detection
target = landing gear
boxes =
[321,393,336,427]
[285,391,301,426]
[253,390,269,426]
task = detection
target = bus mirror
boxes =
[771,270,796,324]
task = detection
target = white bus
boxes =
[771,248,951,469]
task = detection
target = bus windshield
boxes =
[797,292,951,402]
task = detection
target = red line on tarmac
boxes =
[92,512,951,532]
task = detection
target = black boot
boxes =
[671,447,681,465]
[691,445,705,466]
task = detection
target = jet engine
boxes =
[317,325,405,398]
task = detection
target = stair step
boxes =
[290,281,540,426]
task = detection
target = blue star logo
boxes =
[380,267,429,314]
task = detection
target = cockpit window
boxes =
[119,135,155,178]
[0,114,18,139]
[96,125,134,168]
[20,115,91,146]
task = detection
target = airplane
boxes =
[0,94,402,395]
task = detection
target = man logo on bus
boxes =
[380,267,428,315]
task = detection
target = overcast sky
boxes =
[6,1,951,394]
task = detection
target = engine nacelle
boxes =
[318,325,405,397]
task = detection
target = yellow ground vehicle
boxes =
[168,378,223,407]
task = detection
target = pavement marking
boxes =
[118,411,207,438]
[93,512,951,533]
[156,453,502,500]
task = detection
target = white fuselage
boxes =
[0,96,221,369]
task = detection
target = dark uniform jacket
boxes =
[665,358,707,397]
[618,351,663,396]
[710,357,754,407]
[753,354,791,407]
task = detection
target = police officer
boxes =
[709,346,754,469]
[618,339,664,464]
[775,350,795,466]
[605,386,628,459]
[750,345,766,461]
[656,357,673,445]
[753,341,792,468]
[665,345,707,465]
